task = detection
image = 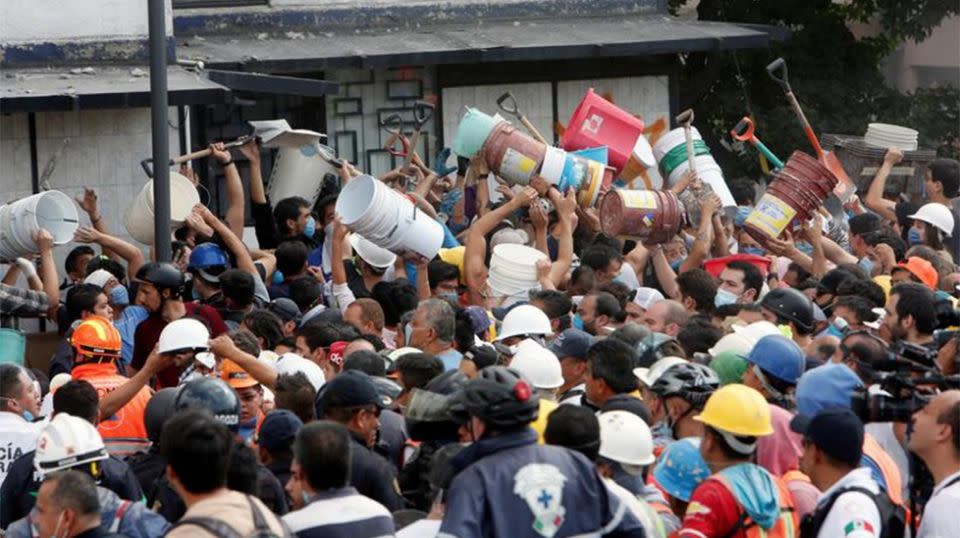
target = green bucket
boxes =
[0,328,25,365]
[453,108,499,158]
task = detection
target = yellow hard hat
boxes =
[693,383,773,437]
[438,247,466,283]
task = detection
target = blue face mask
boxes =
[572,313,585,331]
[858,256,874,275]
[109,285,129,306]
[741,246,766,256]
[301,491,312,506]
[192,287,202,301]
[908,227,923,246]
[714,288,739,307]
[437,292,459,304]
[22,410,34,422]
[669,258,684,272]
[272,270,285,285]
[304,216,317,239]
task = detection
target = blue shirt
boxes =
[436,348,464,371]
[115,306,149,366]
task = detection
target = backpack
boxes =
[799,486,906,538]
[169,495,293,538]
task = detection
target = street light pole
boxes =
[148,0,171,262]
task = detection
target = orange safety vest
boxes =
[72,363,151,457]
[712,473,800,538]
[781,470,811,485]
[862,433,904,507]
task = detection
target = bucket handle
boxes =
[412,101,435,129]
[496,92,520,116]
[765,58,791,93]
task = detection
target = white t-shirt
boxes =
[816,467,882,538]
[0,412,45,485]
[918,470,960,538]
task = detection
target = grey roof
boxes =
[0,66,229,113]
[179,14,781,71]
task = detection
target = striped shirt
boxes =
[0,284,48,317]
[282,487,395,538]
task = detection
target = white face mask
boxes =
[714,288,739,307]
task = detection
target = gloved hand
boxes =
[14,257,38,280]
[433,147,459,178]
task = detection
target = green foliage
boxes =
[671,0,960,178]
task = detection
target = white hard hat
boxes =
[349,234,397,269]
[632,287,665,310]
[194,351,216,369]
[909,203,954,236]
[633,356,687,387]
[49,373,73,393]
[35,413,108,477]
[598,410,655,474]
[708,332,753,357]
[509,339,563,389]
[496,304,553,341]
[275,352,325,392]
[158,318,211,354]
[731,320,782,345]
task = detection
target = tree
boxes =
[670,0,959,181]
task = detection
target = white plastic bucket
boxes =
[336,175,379,227]
[393,207,444,260]
[123,172,200,245]
[267,145,338,207]
[0,191,78,260]
[652,127,703,163]
[666,155,736,208]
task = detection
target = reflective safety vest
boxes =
[72,363,151,457]
[712,473,800,538]
[863,433,904,507]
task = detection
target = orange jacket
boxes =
[72,362,151,457]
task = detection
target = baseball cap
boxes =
[790,408,864,467]
[257,409,303,452]
[892,256,938,290]
[601,394,651,424]
[267,298,302,323]
[795,363,863,418]
[328,341,348,369]
[549,329,594,361]
[463,344,499,370]
[316,370,392,414]
[220,360,260,389]
[632,287,665,310]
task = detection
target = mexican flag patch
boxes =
[844,519,875,535]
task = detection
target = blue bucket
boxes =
[453,108,499,157]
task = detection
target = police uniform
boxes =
[800,467,882,538]
[0,450,143,528]
[348,431,405,512]
[437,429,645,538]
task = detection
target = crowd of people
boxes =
[0,135,958,538]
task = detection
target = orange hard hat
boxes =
[220,360,259,389]
[70,315,122,360]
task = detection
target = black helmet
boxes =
[424,370,469,396]
[174,378,241,431]
[145,387,179,443]
[760,287,814,332]
[136,262,185,292]
[451,366,539,429]
[649,362,720,408]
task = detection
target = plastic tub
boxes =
[267,145,338,207]
[560,88,645,174]
[4,191,79,256]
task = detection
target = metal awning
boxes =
[181,14,783,72]
[0,66,230,113]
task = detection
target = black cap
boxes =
[601,394,651,425]
[258,409,303,452]
[316,370,392,416]
[268,298,302,323]
[549,329,594,360]
[790,408,864,467]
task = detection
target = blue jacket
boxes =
[437,429,646,538]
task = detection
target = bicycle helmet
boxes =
[649,362,720,408]
[424,369,469,396]
[760,288,814,333]
[136,262,186,292]
[450,366,539,429]
[145,387,179,444]
[174,377,241,430]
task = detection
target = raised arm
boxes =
[73,227,145,282]
[863,147,903,224]
[194,204,258,277]
[209,334,278,390]
[547,187,577,287]
[36,230,59,315]
[464,186,537,300]
[209,143,246,239]
[99,346,172,419]
[75,187,116,259]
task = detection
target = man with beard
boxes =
[881,282,936,349]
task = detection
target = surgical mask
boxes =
[0,397,33,422]
[858,256,874,275]
[404,323,414,346]
[741,246,765,256]
[302,491,312,506]
[323,222,334,240]
[304,216,317,239]
[572,313,585,331]
[908,227,923,245]
[192,287,202,301]
[669,258,684,272]
[109,285,129,306]
[714,288,739,307]
[272,270,285,286]
[437,292,458,304]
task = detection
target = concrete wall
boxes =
[0,107,183,283]
[0,0,171,45]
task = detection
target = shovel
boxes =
[766,58,856,201]
[497,92,547,144]
[403,101,435,171]
[731,117,784,169]
[139,135,255,178]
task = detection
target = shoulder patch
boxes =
[685,501,712,517]
[514,463,568,538]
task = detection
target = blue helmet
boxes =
[743,334,805,385]
[653,437,710,502]
[188,243,229,282]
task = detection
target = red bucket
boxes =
[482,122,547,187]
[704,254,772,278]
[599,189,683,244]
[560,89,644,174]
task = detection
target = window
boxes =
[173,0,266,8]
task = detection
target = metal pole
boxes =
[148,0,171,262]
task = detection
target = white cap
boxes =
[83,269,115,289]
[275,352,326,392]
[909,203,955,236]
[632,287,665,310]
[730,320,782,347]
[158,318,210,354]
[633,356,687,387]
[349,234,397,269]
[599,410,655,474]
[708,332,754,357]
[509,339,563,389]
[497,304,553,341]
